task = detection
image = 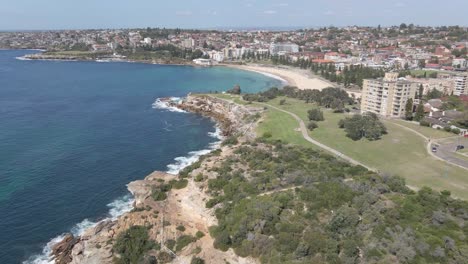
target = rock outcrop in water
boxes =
[50,95,262,264]
[177,94,261,140]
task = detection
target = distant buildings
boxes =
[269,43,299,55]
[438,72,468,96]
[193,58,214,66]
[361,73,418,117]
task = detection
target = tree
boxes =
[339,113,387,141]
[418,60,426,69]
[404,98,414,120]
[307,121,318,131]
[308,108,324,121]
[227,85,241,95]
[426,88,443,99]
[414,104,425,121]
[418,84,424,99]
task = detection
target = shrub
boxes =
[171,179,188,189]
[191,257,205,264]
[157,251,174,263]
[113,226,156,264]
[176,225,186,232]
[451,128,460,135]
[419,120,430,127]
[151,190,167,201]
[307,121,318,131]
[443,126,451,132]
[176,235,196,251]
[279,99,286,105]
[213,231,231,251]
[308,108,325,121]
[222,136,238,146]
[262,132,272,138]
[194,174,204,182]
[196,231,205,239]
[166,239,176,251]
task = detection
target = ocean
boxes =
[0,50,282,264]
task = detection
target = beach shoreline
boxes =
[222,63,334,91]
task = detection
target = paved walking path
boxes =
[258,102,376,171]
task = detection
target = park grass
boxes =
[207,94,468,199]
[209,93,311,145]
[265,97,468,199]
[386,119,454,139]
[410,69,441,77]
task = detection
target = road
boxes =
[432,137,468,170]
[388,121,468,171]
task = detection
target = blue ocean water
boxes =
[0,50,282,264]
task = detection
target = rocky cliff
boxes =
[50,95,262,264]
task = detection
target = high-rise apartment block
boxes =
[361,73,418,117]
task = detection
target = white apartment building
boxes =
[453,74,468,96]
[181,38,194,48]
[361,73,418,118]
[438,72,468,96]
[207,50,224,62]
[269,43,299,55]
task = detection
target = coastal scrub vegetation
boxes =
[205,140,468,264]
[112,226,158,264]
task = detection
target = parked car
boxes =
[456,145,464,151]
[432,147,437,152]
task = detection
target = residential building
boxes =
[269,43,299,55]
[361,72,418,117]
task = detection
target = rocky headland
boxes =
[51,95,263,264]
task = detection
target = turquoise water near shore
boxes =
[0,50,282,263]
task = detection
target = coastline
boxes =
[222,63,333,91]
[40,95,261,264]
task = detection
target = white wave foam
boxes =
[152,97,187,113]
[166,127,223,175]
[24,194,134,264]
[15,56,33,61]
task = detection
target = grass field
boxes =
[262,96,468,199]
[410,69,441,77]
[208,94,468,199]
[386,119,454,139]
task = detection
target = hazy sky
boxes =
[1,0,467,30]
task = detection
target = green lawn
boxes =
[265,97,468,200]
[207,94,468,199]
[386,119,454,139]
[410,69,441,77]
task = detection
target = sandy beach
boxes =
[226,64,362,98]
[225,64,333,91]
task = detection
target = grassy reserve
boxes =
[209,93,468,200]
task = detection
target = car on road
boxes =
[432,147,437,152]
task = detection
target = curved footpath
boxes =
[258,102,376,171]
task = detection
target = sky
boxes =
[0,0,467,30]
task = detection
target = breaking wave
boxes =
[166,126,223,175]
[152,97,187,113]
[23,194,134,264]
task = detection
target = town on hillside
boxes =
[2,25,467,135]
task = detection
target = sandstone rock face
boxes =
[50,95,261,264]
[177,95,262,140]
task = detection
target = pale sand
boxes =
[225,64,362,98]
[225,64,332,90]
